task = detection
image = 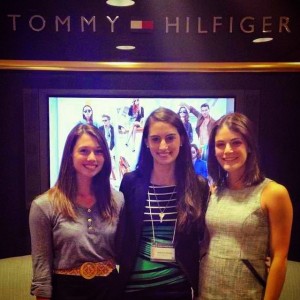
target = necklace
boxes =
[152,185,176,223]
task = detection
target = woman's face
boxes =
[179,108,188,119]
[214,125,248,176]
[145,121,181,168]
[191,146,198,160]
[83,106,93,119]
[72,133,104,180]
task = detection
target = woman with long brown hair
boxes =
[118,107,209,300]
[29,124,124,300]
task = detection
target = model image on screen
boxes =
[125,98,144,152]
[48,96,234,189]
[177,105,193,143]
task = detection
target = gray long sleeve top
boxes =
[29,188,124,298]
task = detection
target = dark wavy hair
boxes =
[136,107,208,231]
[49,123,117,221]
[208,112,264,190]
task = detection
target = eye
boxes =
[79,148,90,155]
[150,136,161,143]
[231,140,243,147]
[215,142,225,149]
[94,149,103,155]
[165,135,177,143]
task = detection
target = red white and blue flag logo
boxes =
[130,20,154,32]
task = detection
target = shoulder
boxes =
[111,187,124,202]
[30,193,53,217]
[120,170,147,192]
[261,180,292,211]
[32,193,51,207]
[122,170,138,181]
[111,187,125,207]
[120,170,139,188]
[262,180,289,199]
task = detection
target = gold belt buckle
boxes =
[80,262,97,279]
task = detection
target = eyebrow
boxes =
[149,133,177,137]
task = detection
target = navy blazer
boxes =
[99,125,115,151]
[117,169,208,297]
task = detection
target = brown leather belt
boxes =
[54,260,116,279]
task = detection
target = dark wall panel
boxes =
[0,71,298,261]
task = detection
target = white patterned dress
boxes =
[199,178,271,300]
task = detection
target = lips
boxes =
[84,164,98,170]
[157,152,170,157]
[223,156,237,161]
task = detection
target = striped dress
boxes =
[125,184,189,293]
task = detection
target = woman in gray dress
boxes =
[199,112,293,299]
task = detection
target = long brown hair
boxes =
[47,124,117,221]
[137,107,209,231]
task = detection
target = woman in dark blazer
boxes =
[118,107,209,300]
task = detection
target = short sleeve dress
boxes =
[199,178,271,300]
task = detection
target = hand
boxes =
[265,256,271,273]
[180,102,190,110]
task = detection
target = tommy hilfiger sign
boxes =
[0,0,298,62]
[5,15,291,34]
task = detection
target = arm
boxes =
[262,182,293,300]
[114,197,126,264]
[187,105,200,118]
[188,122,193,143]
[29,199,54,299]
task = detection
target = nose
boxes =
[159,139,168,150]
[224,143,233,153]
[87,151,96,161]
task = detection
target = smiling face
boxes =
[145,121,181,168]
[201,106,210,118]
[72,133,104,180]
[215,125,248,179]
